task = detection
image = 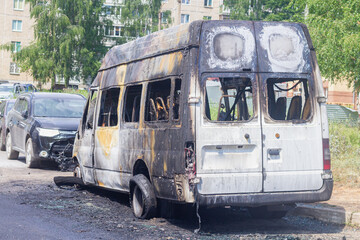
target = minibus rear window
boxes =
[205,77,253,122]
[267,78,311,121]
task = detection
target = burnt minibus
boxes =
[73,20,333,219]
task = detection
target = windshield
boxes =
[33,98,85,118]
[0,86,14,92]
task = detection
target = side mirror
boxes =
[21,110,28,119]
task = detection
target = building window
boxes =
[105,26,122,37]
[181,14,190,24]
[10,62,20,75]
[12,20,22,32]
[13,0,24,10]
[203,16,212,20]
[182,0,190,4]
[204,0,212,7]
[11,41,21,53]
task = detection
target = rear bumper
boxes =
[196,179,333,207]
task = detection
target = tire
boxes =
[0,130,5,151]
[6,132,19,160]
[248,206,287,219]
[130,174,157,219]
[25,138,39,168]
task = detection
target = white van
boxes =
[73,20,332,219]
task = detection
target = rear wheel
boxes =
[130,174,157,219]
[25,138,39,168]
[6,132,19,160]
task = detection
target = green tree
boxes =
[223,0,305,22]
[306,0,360,89]
[121,0,162,39]
[2,0,111,88]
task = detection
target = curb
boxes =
[291,203,360,226]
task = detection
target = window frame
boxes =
[181,0,190,5]
[12,20,22,32]
[181,14,190,24]
[10,62,20,75]
[97,87,121,128]
[202,73,256,124]
[122,84,143,124]
[13,0,24,10]
[265,77,313,123]
[204,0,213,7]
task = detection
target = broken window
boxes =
[267,78,311,121]
[124,85,142,123]
[205,77,253,122]
[172,79,181,121]
[83,90,98,130]
[98,88,120,127]
[145,79,171,122]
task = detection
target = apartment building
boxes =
[160,0,228,26]
[0,0,34,83]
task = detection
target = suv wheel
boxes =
[25,138,38,168]
[6,132,19,159]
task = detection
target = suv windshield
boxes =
[34,98,85,118]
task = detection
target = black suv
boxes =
[6,92,86,168]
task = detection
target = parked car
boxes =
[23,84,37,92]
[6,92,86,168]
[0,83,25,100]
[0,99,15,150]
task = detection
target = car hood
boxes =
[0,92,12,99]
[36,117,81,131]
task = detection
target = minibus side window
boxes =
[172,78,181,121]
[145,79,171,122]
[205,77,253,122]
[267,78,311,121]
[84,90,98,130]
[98,88,120,127]
[124,85,143,122]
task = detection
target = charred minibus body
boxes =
[73,20,333,218]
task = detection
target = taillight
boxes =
[322,138,331,170]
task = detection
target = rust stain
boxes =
[96,127,119,157]
[98,181,105,187]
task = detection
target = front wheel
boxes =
[25,138,39,168]
[130,174,157,219]
[6,132,19,160]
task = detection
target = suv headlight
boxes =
[37,128,60,137]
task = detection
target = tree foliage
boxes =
[3,0,110,88]
[121,0,162,39]
[223,0,360,89]
[306,0,360,89]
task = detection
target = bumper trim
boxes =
[196,179,333,207]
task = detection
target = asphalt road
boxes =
[0,150,359,240]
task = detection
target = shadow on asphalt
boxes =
[74,185,345,236]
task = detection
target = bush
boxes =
[329,122,360,188]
